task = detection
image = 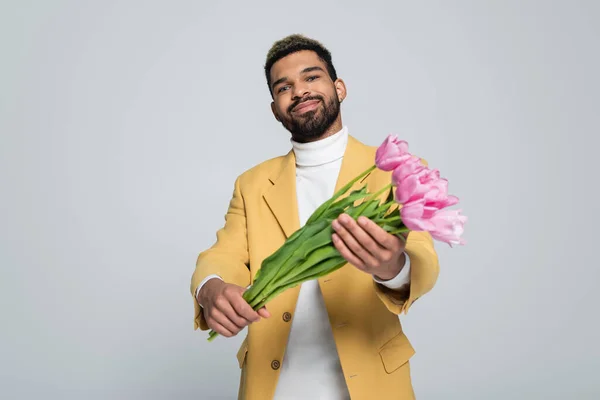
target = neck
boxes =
[291,116,343,143]
[291,125,348,167]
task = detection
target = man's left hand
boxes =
[332,213,407,281]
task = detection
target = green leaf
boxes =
[380,224,399,233]
[266,223,335,284]
[248,218,335,308]
[271,243,338,287]
[287,254,346,284]
[385,185,395,204]
[363,199,382,217]
[322,190,370,219]
[253,255,347,310]
[244,218,328,303]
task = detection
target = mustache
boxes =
[288,95,323,113]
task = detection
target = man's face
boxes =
[269,50,344,142]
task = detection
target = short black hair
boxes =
[264,34,338,96]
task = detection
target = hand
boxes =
[332,213,408,281]
[198,279,270,337]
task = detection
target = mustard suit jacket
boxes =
[191,135,440,400]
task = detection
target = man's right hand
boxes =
[197,279,270,337]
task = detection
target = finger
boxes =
[230,295,261,323]
[220,300,252,329]
[356,216,401,251]
[223,286,261,323]
[332,217,379,266]
[257,307,271,318]
[332,233,366,270]
[209,309,240,336]
[208,321,234,337]
[338,214,386,257]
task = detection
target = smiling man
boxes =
[191,34,440,400]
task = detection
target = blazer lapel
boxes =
[263,150,301,239]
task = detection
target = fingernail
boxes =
[332,220,340,229]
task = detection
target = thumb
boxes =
[257,307,271,318]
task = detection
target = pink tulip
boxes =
[400,199,436,231]
[428,209,468,246]
[395,160,465,245]
[375,135,410,171]
[422,179,460,218]
[401,204,467,246]
[391,155,426,185]
[395,167,440,204]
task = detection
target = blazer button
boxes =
[271,360,280,370]
[282,312,292,322]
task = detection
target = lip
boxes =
[293,99,320,113]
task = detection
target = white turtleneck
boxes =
[197,126,411,399]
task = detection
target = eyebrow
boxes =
[271,66,326,90]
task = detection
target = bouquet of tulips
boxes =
[207,135,466,342]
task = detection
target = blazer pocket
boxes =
[236,336,249,369]
[378,332,415,374]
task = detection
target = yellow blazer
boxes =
[191,135,440,400]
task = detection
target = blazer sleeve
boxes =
[373,230,439,314]
[190,175,251,330]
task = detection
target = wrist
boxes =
[374,252,406,281]
[374,270,400,281]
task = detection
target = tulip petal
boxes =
[428,209,468,246]
[375,135,411,171]
[400,200,436,231]
[392,156,425,185]
[396,174,418,203]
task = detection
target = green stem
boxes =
[369,183,394,204]
[374,215,401,224]
[243,218,326,305]
[253,256,347,310]
[352,183,393,217]
[388,226,410,236]
[260,220,333,293]
[264,244,338,298]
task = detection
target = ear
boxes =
[271,101,281,122]
[334,78,347,103]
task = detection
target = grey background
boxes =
[1,0,598,399]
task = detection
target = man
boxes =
[191,34,439,400]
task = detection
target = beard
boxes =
[280,95,340,142]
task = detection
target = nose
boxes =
[292,80,310,100]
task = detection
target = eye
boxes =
[307,75,319,82]
[277,85,290,93]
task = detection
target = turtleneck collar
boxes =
[291,126,349,167]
